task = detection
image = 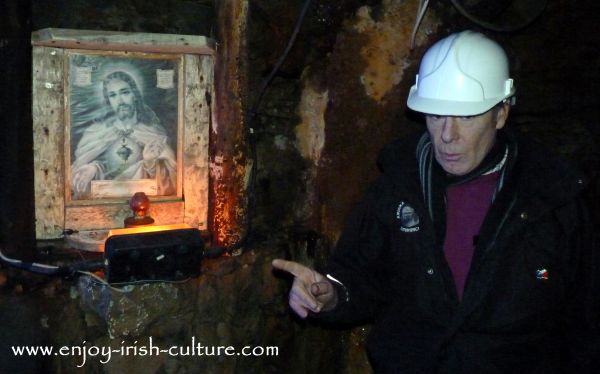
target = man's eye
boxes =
[460,115,474,120]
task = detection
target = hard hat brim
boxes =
[406,86,510,116]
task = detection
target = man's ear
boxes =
[494,102,511,130]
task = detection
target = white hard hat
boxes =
[407,30,515,116]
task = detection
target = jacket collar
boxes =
[377,130,587,219]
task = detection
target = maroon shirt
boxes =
[443,171,499,300]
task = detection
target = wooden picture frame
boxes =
[32,29,215,239]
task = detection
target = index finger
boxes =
[272,259,309,277]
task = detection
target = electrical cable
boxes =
[449,0,548,32]
[0,246,197,290]
[410,0,430,50]
[223,0,313,255]
[1,236,222,284]
[0,246,213,288]
[0,247,105,276]
[411,0,548,49]
[77,270,192,292]
[0,247,65,275]
[252,0,313,112]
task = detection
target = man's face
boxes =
[425,104,509,176]
[106,79,135,121]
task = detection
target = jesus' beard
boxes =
[116,104,135,121]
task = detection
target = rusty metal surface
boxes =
[210,0,250,247]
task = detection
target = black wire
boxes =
[225,0,313,254]
[252,0,313,113]
[450,0,548,32]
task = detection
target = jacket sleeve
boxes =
[562,197,600,371]
[316,179,393,325]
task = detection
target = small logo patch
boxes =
[535,268,549,281]
[396,201,420,233]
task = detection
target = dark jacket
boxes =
[320,132,599,373]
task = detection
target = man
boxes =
[71,71,177,199]
[273,31,598,372]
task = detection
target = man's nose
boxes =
[440,117,458,143]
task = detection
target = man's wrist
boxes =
[317,273,350,313]
[326,273,350,303]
